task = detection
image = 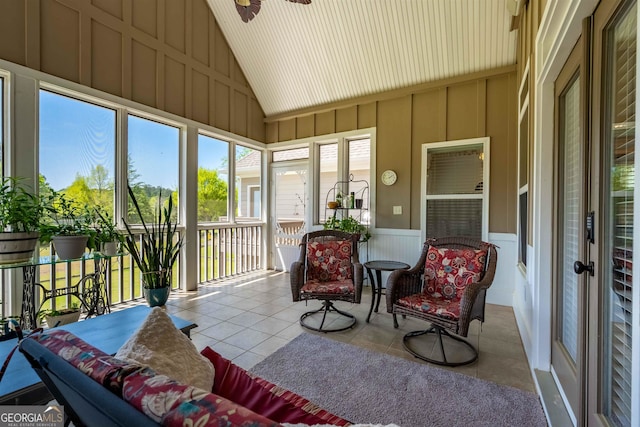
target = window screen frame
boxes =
[420,136,490,243]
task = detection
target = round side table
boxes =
[364,260,410,322]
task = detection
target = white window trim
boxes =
[517,59,530,272]
[0,69,9,176]
[267,128,376,230]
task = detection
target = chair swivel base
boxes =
[300,300,356,333]
[403,325,478,367]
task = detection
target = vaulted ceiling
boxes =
[206,0,518,118]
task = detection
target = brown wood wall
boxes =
[266,69,518,233]
[0,0,265,141]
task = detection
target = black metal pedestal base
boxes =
[300,300,356,333]
[403,325,478,367]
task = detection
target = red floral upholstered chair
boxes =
[386,237,497,366]
[290,230,363,332]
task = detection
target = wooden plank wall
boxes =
[266,68,518,233]
[0,0,265,141]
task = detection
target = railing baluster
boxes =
[29,224,268,307]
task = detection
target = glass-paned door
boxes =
[599,2,637,425]
[552,34,586,421]
[271,163,307,271]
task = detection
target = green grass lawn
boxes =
[37,233,256,312]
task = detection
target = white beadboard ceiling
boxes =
[207,0,517,118]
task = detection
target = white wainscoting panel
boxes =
[486,232,517,307]
[364,228,423,266]
[362,230,516,308]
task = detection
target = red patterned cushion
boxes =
[123,369,278,426]
[201,346,350,426]
[397,292,461,320]
[34,330,141,394]
[424,246,487,300]
[306,240,353,282]
[300,279,354,295]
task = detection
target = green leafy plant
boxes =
[0,177,44,232]
[323,215,371,242]
[37,302,80,322]
[122,185,184,289]
[39,190,94,244]
[91,207,122,249]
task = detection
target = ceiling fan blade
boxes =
[235,0,261,22]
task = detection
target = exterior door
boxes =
[552,32,589,424]
[270,162,308,271]
[553,1,638,425]
[589,0,637,425]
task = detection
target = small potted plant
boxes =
[92,208,122,256]
[0,177,44,264]
[122,185,183,307]
[323,215,371,242]
[37,302,81,328]
[40,190,93,260]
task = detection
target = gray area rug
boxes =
[250,333,547,427]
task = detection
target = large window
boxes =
[39,90,118,306]
[235,145,261,221]
[39,90,116,215]
[421,138,489,240]
[316,137,371,224]
[518,63,530,269]
[318,143,338,223]
[0,74,4,175]
[197,134,229,222]
[127,115,180,224]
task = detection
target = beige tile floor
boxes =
[118,269,536,393]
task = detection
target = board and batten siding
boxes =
[266,68,518,234]
[0,0,265,141]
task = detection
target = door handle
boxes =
[573,261,594,276]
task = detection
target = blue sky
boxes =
[39,91,228,191]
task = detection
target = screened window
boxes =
[518,64,530,268]
[422,138,489,240]
[235,145,261,221]
[39,90,118,307]
[39,90,116,215]
[273,147,309,162]
[197,135,229,222]
[127,115,180,224]
[0,75,3,175]
[316,138,371,224]
[318,143,338,223]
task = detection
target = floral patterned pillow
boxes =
[306,240,353,282]
[424,246,487,300]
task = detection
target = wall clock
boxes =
[381,169,397,186]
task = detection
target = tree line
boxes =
[39,164,232,224]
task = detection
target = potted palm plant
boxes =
[122,185,183,307]
[0,177,44,264]
[39,190,93,260]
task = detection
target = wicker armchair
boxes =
[386,236,497,366]
[290,230,363,332]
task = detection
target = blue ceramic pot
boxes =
[144,287,170,307]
